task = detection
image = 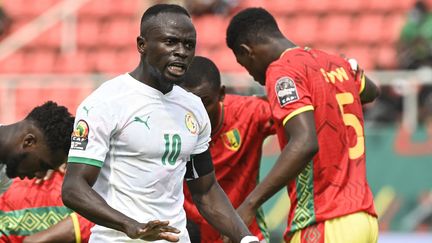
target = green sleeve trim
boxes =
[68,156,103,168]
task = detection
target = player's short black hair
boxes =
[25,101,74,156]
[180,56,221,92]
[140,4,191,36]
[226,7,283,53]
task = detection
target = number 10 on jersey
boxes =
[162,134,182,165]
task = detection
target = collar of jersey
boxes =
[125,73,176,96]
[279,46,300,59]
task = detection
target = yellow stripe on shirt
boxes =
[70,212,82,243]
[359,72,366,94]
[282,105,314,126]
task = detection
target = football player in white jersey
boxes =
[62,4,259,243]
[0,101,74,194]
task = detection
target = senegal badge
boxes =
[185,112,198,135]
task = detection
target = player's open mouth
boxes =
[167,63,186,77]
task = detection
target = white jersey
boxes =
[68,74,211,243]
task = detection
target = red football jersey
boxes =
[183,94,275,242]
[265,47,376,237]
[0,172,94,243]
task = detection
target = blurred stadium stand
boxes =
[0,0,427,74]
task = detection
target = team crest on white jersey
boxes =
[275,77,299,107]
[185,112,198,135]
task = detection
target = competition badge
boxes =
[71,120,89,150]
[275,77,299,107]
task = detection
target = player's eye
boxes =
[165,38,176,45]
[184,41,195,50]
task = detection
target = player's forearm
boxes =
[62,179,136,234]
[192,182,251,242]
[245,137,318,211]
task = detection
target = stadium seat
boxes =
[344,45,374,70]
[210,47,244,72]
[116,49,139,73]
[263,0,301,16]
[22,50,56,73]
[111,0,142,16]
[376,45,398,69]
[14,84,93,119]
[367,0,398,13]
[76,19,101,48]
[352,14,384,44]
[94,49,121,73]
[301,0,331,14]
[392,0,417,12]
[103,18,136,48]
[382,13,406,44]
[280,16,319,46]
[54,51,95,73]
[0,52,24,73]
[329,0,366,13]
[3,0,60,18]
[193,15,227,48]
[32,23,62,48]
[78,0,115,19]
[238,0,265,9]
[319,14,352,46]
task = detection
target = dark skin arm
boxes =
[186,150,256,243]
[236,111,319,226]
[23,216,75,243]
[62,163,180,241]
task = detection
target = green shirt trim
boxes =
[291,161,316,233]
[68,156,103,167]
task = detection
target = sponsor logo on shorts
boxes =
[71,120,89,150]
[275,77,299,107]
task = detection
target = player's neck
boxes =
[273,39,297,60]
[129,67,174,94]
[211,102,224,137]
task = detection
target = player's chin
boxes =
[165,75,184,85]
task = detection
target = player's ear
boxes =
[23,133,36,148]
[239,44,253,57]
[137,36,147,55]
[219,85,226,102]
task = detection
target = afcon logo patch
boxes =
[71,120,89,150]
[222,128,241,151]
[275,77,299,107]
[185,112,198,135]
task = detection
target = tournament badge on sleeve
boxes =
[275,77,299,107]
[71,120,89,150]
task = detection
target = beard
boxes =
[5,152,28,178]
